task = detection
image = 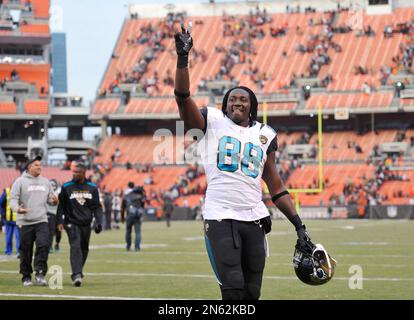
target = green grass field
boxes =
[0,219,413,300]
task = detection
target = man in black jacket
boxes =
[57,162,103,287]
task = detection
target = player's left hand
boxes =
[94,224,102,234]
[174,23,193,56]
[296,225,313,253]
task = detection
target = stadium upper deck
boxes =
[92,1,414,120]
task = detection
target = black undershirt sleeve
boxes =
[267,136,278,155]
[200,107,208,134]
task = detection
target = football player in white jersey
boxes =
[174,25,313,300]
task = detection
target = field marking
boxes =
[22,258,414,269]
[339,242,390,246]
[182,237,204,241]
[1,270,413,282]
[0,293,196,300]
[90,243,168,250]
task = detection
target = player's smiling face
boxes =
[226,88,251,127]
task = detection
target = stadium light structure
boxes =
[394,81,405,98]
[302,85,311,100]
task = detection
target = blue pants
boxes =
[125,215,142,251]
[5,222,20,255]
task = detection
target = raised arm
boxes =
[174,24,206,131]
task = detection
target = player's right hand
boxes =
[57,224,64,232]
[174,23,193,56]
[17,205,28,214]
[296,225,314,253]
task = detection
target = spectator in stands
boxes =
[144,175,154,185]
[24,0,32,12]
[384,25,393,38]
[10,69,19,81]
[362,81,371,95]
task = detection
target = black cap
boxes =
[26,155,42,170]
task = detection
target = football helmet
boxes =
[293,241,337,286]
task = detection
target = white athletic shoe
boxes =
[23,278,33,287]
[73,275,82,287]
[35,274,47,286]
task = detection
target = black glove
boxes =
[174,23,193,68]
[296,225,314,254]
[174,24,193,56]
[94,224,102,234]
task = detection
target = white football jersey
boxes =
[198,107,277,221]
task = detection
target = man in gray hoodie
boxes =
[10,156,59,287]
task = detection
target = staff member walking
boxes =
[10,156,58,286]
[47,179,61,253]
[57,162,103,287]
[0,186,20,257]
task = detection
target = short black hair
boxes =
[128,181,135,188]
[74,162,86,170]
[221,86,258,124]
[25,155,42,170]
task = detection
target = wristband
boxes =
[271,190,289,202]
[174,89,190,99]
[177,55,189,68]
[289,214,304,231]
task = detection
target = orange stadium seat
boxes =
[31,0,50,19]
[93,99,121,114]
[0,102,17,114]
[20,24,50,34]
[24,99,49,114]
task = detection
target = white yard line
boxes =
[0,293,196,300]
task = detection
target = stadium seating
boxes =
[95,135,185,165]
[0,102,17,114]
[99,166,188,194]
[305,92,394,110]
[309,130,398,162]
[125,97,209,114]
[23,99,49,114]
[98,7,414,103]
[93,99,121,114]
